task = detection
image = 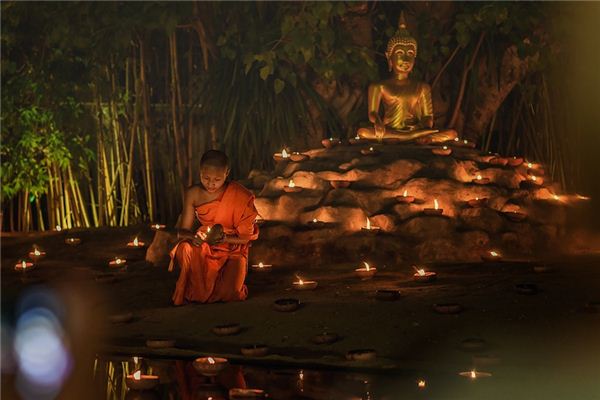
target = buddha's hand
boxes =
[374,119,385,140]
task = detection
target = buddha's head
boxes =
[200,150,230,193]
[385,12,418,74]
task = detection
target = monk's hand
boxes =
[191,234,204,247]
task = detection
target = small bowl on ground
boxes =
[273,298,300,312]
[211,323,241,336]
[146,339,176,349]
[241,344,268,357]
[193,356,229,376]
[311,332,339,345]
[433,303,463,314]
[413,271,437,283]
[396,195,415,204]
[346,349,376,362]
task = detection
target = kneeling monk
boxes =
[169,150,259,305]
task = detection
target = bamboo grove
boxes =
[1,2,595,232]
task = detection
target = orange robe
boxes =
[169,181,259,305]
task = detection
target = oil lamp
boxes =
[423,199,443,215]
[413,266,437,282]
[150,223,166,231]
[108,257,127,267]
[432,145,452,156]
[250,262,272,272]
[283,179,302,193]
[273,148,290,162]
[396,189,415,204]
[28,247,46,261]
[127,237,145,248]
[293,276,318,290]
[355,262,377,279]
[193,356,229,376]
[125,370,159,390]
[361,217,381,233]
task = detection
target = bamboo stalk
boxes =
[169,32,185,199]
[139,38,155,220]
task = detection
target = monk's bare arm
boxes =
[177,187,202,243]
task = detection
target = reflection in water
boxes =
[92,356,395,399]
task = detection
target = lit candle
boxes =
[150,223,166,230]
[413,266,437,282]
[273,148,290,162]
[282,149,289,158]
[312,218,317,223]
[284,179,302,192]
[127,237,145,248]
[65,237,81,245]
[125,370,159,390]
[418,380,426,389]
[423,199,443,215]
[361,217,381,233]
[396,189,415,203]
[355,261,377,279]
[55,225,62,231]
[108,257,127,268]
[459,369,492,379]
[432,145,452,156]
[28,247,46,261]
[293,276,318,290]
[481,250,502,262]
[250,261,273,272]
[193,356,229,376]
[15,260,34,271]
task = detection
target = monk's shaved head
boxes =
[200,150,229,169]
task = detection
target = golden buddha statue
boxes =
[357,14,457,143]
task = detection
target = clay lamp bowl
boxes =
[354,262,377,280]
[193,356,229,376]
[321,138,341,149]
[423,199,443,216]
[95,273,117,284]
[432,146,452,156]
[502,211,527,222]
[290,152,309,162]
[283,179,303,193]
[273,149,290,162]
[413,268,437,283]
[330,180,351,189]
[311,332,339,345]
[212,323,241,336]
[146,339,176,349]
[108,312,133,324]
[241,344,269,357]
[585,301,600,313]
[459,370,492,379]
[65,237,81,246]
[150,223,166,231]
[125,370,160,391]
[481,250,502,262]
[361,218,381,234]
[127,237,146,248]
[346,349,376,362]
[472,175,490,185]
[108,257,127,268]
[508,157,524,167]
[375,289,401,301]
[361,146,380,156]
[28,248,46,261]
[293,278,318,291]
[349,135,364,145]
[273,298,300,312]
[433,303,463,314]
[488,157,508,166]
[307,218,327,228]
[14,260,34,272]
[460,338,487,352]
[396,190,415,204]
[467,197,488,208]
[229,388,266,399]
[515,283,538,295]
[250,262,272,273]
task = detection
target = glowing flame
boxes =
[258,262,264,268]
[553,194,560,200]
[281,149,289,158]
[463,139,468,144]
[470,370,477,379]
[363,262,370,271]
[366,218,371,230]
[115,258,122,265]
[418,380,426,388]
[443,146,448,150]
[475,197,479,201]
[531,175,537,182]
[208,357,215,364]
[296,275,304,285]
[454,137,459,142]
[527,162,533,168]
[312,218,317,223]
[133,370,141,380]
[133,237,139,246]
[417,268,426,276]
[154,224,161,229]
[33,249,41,256]
[434,199,439,210]
[476,174,482,180]
[369,146,374,151]
[207,226,211,233]
[55,225,62,231]
[21,261,27,269]
[403,190,408,197]
[576,194,591,200]
[354,135,360,140]
[490,251,498,257]
[288,179,295,188]
[133,356,139,364]
[329,137,333,141]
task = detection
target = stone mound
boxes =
[242,140,584,265]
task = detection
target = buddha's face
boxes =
[200,165,229,193]
[388,44,416,74]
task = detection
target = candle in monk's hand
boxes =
[355,261,377,279]
[293,276,318,290]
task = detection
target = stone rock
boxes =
[145,231,178,266]
[322,188,396,215]
[398,216,455,241]
[256,224,294,240]
[370,214,397,232]
[300,206,367,231]
[255,194,322,223]
[416,238,462,263]
[458,208,505,233]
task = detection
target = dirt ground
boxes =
[2,225,600,398]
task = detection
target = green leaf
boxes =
[274,78,285,94]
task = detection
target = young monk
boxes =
[169,150,259,305]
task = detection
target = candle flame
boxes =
[282,149,289,158]
[366,218,371,230]
[476,174,482,180]
[133,356,139,364]
[133,237,139,246]
[418,380,426,388]
[470,370,477,379]
[454,137,459,142]
[531,175,537,181]
[133,370,141,380]
[475,197,479,201]
[258,262,264,268]
[363,262,370,271]
[208,357,215,364]
[296,275,304,285]
[463,139,468,144]
[115,258,122,265]
[369,146,374,151]
[403,190,408,197]
[22,261,27,269]
[312,218,318,223]
[355,135,360,140]
[288,179,295,188]
[34,249,41,256]
[434,199,439,210]
[490,251,498,257]
[417,268,426,276]
[154,224,161,229]
[553,194,560,200]
[56,225,62,231]
[443,145,448,150]
[329,137,333,141]
[527,162,533,168]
